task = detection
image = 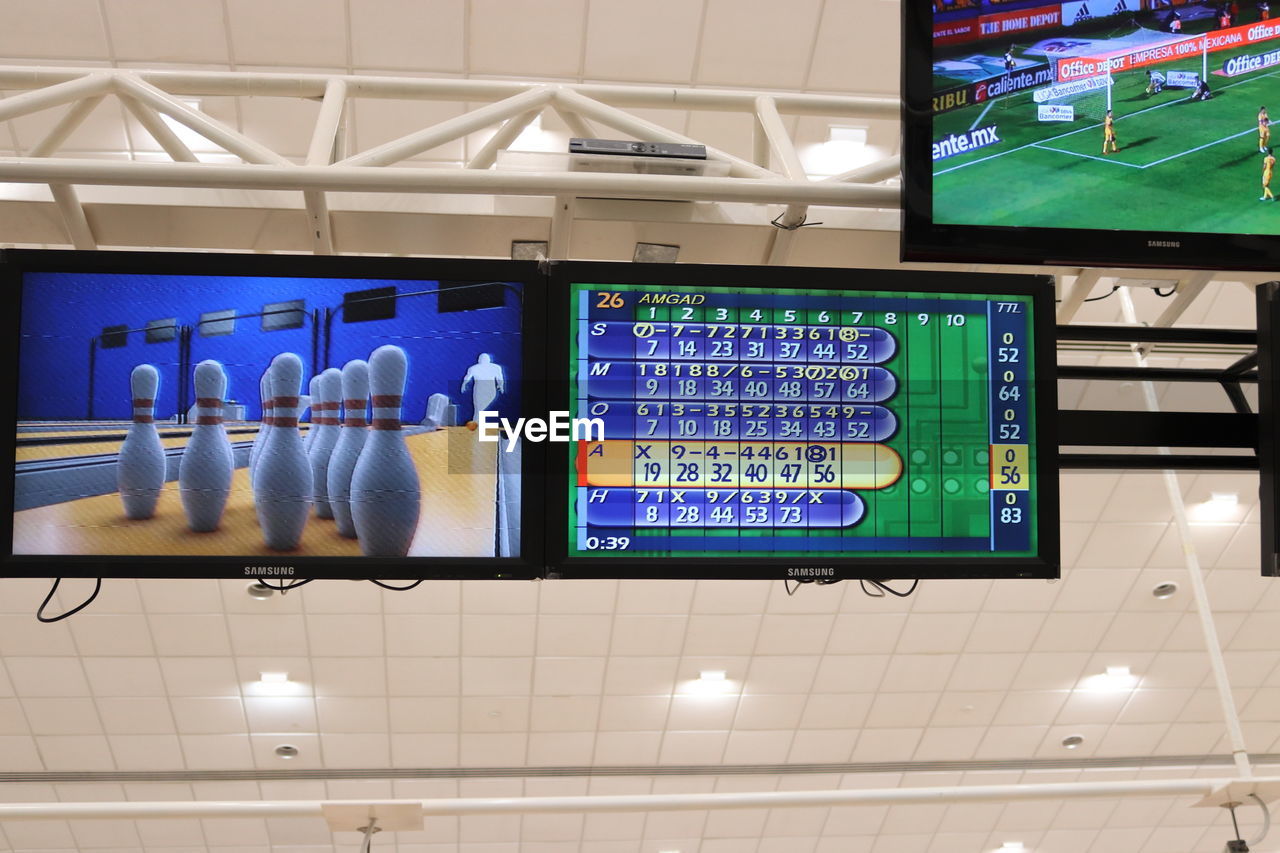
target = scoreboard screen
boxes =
[551,263,1058,580]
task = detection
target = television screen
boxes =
[903,0,1280,269]
[546,262,1059,580]
[1,251,543,579]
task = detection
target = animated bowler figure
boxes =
[461,353,505,422]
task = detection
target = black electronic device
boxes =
[1258,281,1280,577]
[902,1,1280,270]
[0,250,546,580]
[569,138,708,159]
[545,260,1060,581]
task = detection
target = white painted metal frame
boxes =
[0,66,900,257]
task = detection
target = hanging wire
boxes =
[252,577,314,593]
[367,579,425,591]
[36,578,102,623]
[860,578,920,598]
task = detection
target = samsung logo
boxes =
[1147,240,1181,248]
[788,567,836,577]
[244,566,295,575]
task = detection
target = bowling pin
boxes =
[302,375,320,454]
[118,364,167,520]
[307,367,343,519]
[326,359,369,538]
[178,360,234,532]
[253,353,312,550]
[350,346,421,557]
[248,372,272,486]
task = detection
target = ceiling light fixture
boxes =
[999,843,1025,852]
[1082,665,1138,692]
[246,581,274,599]
[258,671,289,684]
[274,744,298,759]
[1152,581,1179,599]
[699,670,726,682]
[803,124,874,177]
[1191,491,1240,521]
[1061,734,1084,749]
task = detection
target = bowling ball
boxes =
[466,421,478,431]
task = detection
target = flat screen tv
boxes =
[903,0,1280,269]
[545,261,1060,580]
[1,251,544,579]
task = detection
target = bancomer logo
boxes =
[477,411,604,452]
[932,125,1001,161]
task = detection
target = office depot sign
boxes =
[1057,21,1280,81]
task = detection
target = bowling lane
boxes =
[14,425,298,463]
[408,426,501,558]
[13,426,506,558]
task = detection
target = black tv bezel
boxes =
[544,260,1061,581]
[0,249,547,580]
[900,2,1280,271]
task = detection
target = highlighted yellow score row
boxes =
[579,440,903,490]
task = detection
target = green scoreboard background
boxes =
[552,264,1059,580]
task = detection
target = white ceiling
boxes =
[1,2,1279,852]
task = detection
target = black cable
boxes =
[368,579,424,591]
[253,577,314,592]
[1053,285,1121,305]
[36,578,102,623]
[1153,286,1176,297]
[860,578,920,598]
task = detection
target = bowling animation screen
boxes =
[561,269,1058,579]
[4,254,534,577]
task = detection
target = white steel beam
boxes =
[0,157,899,206]
[48,183,95,249]
[114,74,291,166]
[0,67,900,118]
[554,88,777,180]
[822,154,902,184]
[305,78,348,166]
[338,86,553,168]
[28,95,104,158]
[549,194,575,259]
[467,109,541,170]
[0,777,1275,823]
[755,95,809,261]
[549,103,595,140]
[120,96,198,163]
[0,73,112,125]
[1056,269,1105,324]
[1153,271,1215,328]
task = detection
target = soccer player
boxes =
[1004,46,1015,73]
[1260,106,1271,153]
[1262,148,1275,201]
[1102,109,1119,154]
[1146,69,1166,95]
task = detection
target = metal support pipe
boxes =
[0,157,899,206]
[467,108,541,170]
[1119,289,1254,780]
[114,74,292,166]
[755,95,808,252]
[821,155,902,184]
[0,73,112,125]
[302,190,334,254]
[28,95,104,158]
[305,78,348,167]
[1153,271,1214,328]
[0,777,1268,823]
[48,183,96,250]
[550,194,575,259]
[550,103,595,140]
[0,66,900,117]
[120,95,198,163]
[1056,269,1105,324]
[338,86,553,168]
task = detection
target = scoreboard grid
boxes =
[566,280,1040,562]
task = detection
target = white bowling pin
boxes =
[302,375,320,454]
[326,359,369,539]
[307,367,344,519]
[178,360,234,532]
[118,364,166,520]
[253,354,312,550]
[248,372,272,486]
[350,346,421,556]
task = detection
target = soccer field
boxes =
[933,58,1280,236]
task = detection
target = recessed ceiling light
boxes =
[1210,491,1238,505]
[1152,581,1178,599]
[259,671,289,684]
[246,582,274,599]
[699,670,726,682]
[999,843,1025,852]
[274,744,298,759]
[1062,734,1084,749]
[1082,665,1137,692]
[1192,491,1240,521]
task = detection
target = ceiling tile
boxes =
[582,0,702,84]
[349,0,465,72]
[103,0,229,63]
[469,0,587,78]
[695,0,822,90]
[225,0,349,67]
[0,0,109,59]
[536,614,612,657]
